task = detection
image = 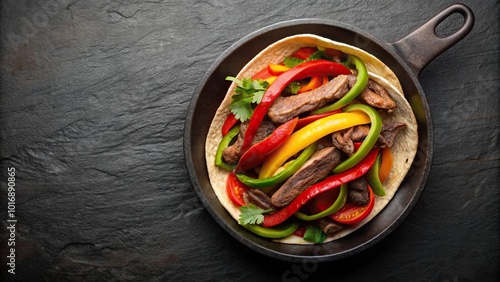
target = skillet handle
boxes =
[390,3,474,76]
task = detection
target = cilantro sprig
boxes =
[226,76,269,122]
[239,204,272,225]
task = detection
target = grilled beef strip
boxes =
[267,75,350,124]
[332,121,406,155]
[332,127,355,155]
[377,121,407,148]
[222,120,276,164]
[318,217,344,235]
[347,74,396,111]
[243,189,276,213]
[348,177,370,206]
[360,79,396,111]
[271,147,342,208]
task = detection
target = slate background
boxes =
[0,0,498,281]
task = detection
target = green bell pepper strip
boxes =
[366,151,386,196]
[242,222,300,239]
[332,104,382,173]
[214,125,240,171]
[236,142,318,189]
[312,55,369,114]
[294,183,348,221]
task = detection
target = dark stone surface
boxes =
[0,0,498,281]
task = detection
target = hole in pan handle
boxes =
[390,3,475,76]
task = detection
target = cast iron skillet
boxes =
[184,3,474,262]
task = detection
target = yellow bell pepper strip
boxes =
[294,183,348,221]
[240,60,352,155]
[214,125,240,171]
[268,64,291,75]
[261,147,380,227]
[242,222,299,239]
[236,118,298,173]
[366,152,386,196]
[264,76,277,85]
[236,142,318,189]
[295,109,343,130]
[379,147,393,183]
[313,55,368,114]
[259,111,371,179]
[332,104,382,174]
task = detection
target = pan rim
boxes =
[184,18,433,262]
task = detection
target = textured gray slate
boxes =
[0,0,498,281]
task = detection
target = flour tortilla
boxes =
[205,34,418,244]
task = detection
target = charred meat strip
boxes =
[377,121,406,148]
[347,74,396,111]
[243,189,276,213]
[348,177,369,206]
[332,121,406,155]
[267,75,350,124]
[271,147,342,208]
[318,217,344,235]
[332,127,355,156]
[222,120,276,164]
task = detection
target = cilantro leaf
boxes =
[283,57,304,68]
[230,96,253,121]
[251,89,265,104]
[239,204,272,225]
[303,225,327,244]
[287,81,302,95]
[226,76,269,122]
[307,50,332,61]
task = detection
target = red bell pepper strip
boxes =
[292,47,317,60]
[261,147,380,227]
[294,183,348,221]
[292,225,307,238]
[252,67,272,80]
[236,118,298,172]
[295,109,343,130]
[240,60,352,155]
[221,113,239,136]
